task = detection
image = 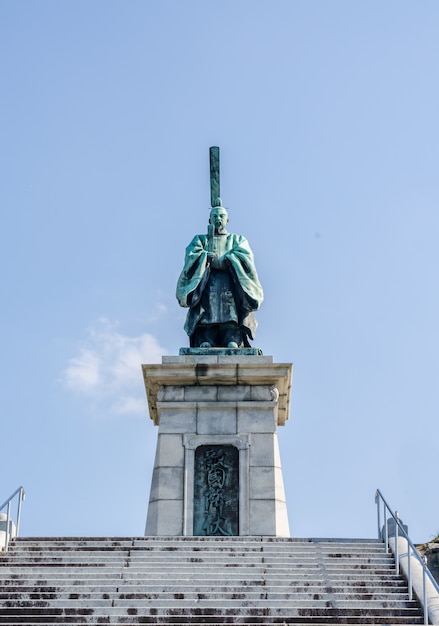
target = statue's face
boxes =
[209,208,229,234]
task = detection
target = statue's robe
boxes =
[176,233,264,346]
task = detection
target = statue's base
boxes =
[143,355,293,538]
[179,347,262,356]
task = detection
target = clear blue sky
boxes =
[1,1,438,543]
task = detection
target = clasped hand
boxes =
[207,252,225,269]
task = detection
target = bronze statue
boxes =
[176,148,263,348]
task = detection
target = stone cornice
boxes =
[142,355,293,426]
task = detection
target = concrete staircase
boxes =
[0,536,424,624]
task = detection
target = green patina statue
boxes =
[176,147,263,348]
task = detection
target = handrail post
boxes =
[16,488,24,537]
[5,501,11,552]
[385,506,389,552]
[423,555,428,625]
[407,543,412,601]
[395,511,399,575]
[376,491,381,540]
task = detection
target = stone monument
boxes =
[143,147,292,536]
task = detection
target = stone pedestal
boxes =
[142,354,292,537]
[0,513,16,550]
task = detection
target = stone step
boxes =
[6,549,389,559]
[0,559,395,575]
[0,555,395,565]
[0,619,426,625]
[0,581,413,595]
[0,586,414,606]
[0,606,424,618]
[0,572,408,583]
[0,611,423,626]
[9,540,387,550]
[12,536,383,543]
[0,577,407,594]
[4,538,388,547]
[2,598,419,616]
[0,537,424,625]
[0,551,397,563]
[5,548,391,560]
[0,620,426,625]
[6,544,392,557]
[0,572,403,585]
[4,537,384,552]
[0,561,397,571]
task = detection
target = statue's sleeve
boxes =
[176,235,209,307]
[224,235,264,310]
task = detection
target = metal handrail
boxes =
[375,488,439,625]
[0,486,25,552]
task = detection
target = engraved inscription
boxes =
[193,445,239,536]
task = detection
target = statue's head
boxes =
[209,206,229,234]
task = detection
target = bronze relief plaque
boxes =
[193,445,239,536]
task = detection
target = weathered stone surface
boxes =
[249,466,275,499]
[217,384,251,401]
[250,385,275,401]
[184,385,218,401]
[145,500,183,535]
[249,499,278,535]
[273,466,288,502]
[156,405,197,433]
[274,499,291,536]
[157,385,184,402]
[196,405,237,435]
[1,536,425,625]
[249,433,276,467]
[143,356,292,537]
[143,356,292,426]
[273,434,283,468]
[153,434,184,467]
[149,467,184,501]
[237,404,276,432]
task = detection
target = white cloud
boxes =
[63,319,167,416]
[64,349,101,391]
